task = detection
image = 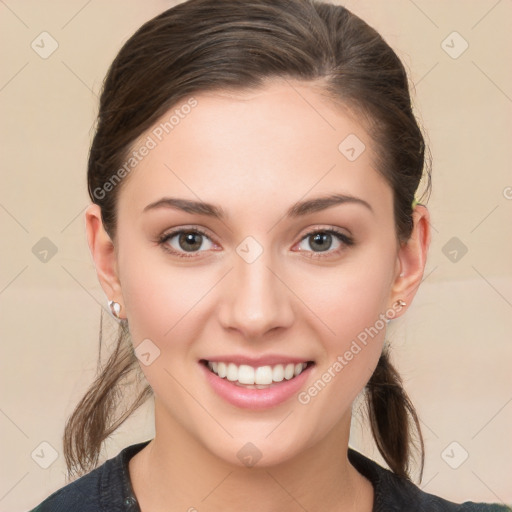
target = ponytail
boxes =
[63,316,153,479]
[365,347,425,481]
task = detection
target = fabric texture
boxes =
[28,440,511,512]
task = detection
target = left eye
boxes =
[296,229,354,256]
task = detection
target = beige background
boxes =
[1,1,511,510]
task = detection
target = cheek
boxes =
[297,250,393,347]
[117,250,218,411]
[292,251,393,405]
[296,285,386,433]
[117,235,214,343]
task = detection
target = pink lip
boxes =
[201,355,313,367]
[199,360,314,410]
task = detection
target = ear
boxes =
[85,204,125,317]
[388,204,431,316]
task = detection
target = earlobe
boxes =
[389,204,431,313]
[85,204,124,312]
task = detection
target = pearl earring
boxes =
[108,300,121,319]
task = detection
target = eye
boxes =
[295,228,354,258]
[158,227,216,258]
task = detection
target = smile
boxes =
[202,360,314,388]
[199,358,316,409]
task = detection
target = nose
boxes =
[217,248,294,340]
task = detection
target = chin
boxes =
[202,429,311,470]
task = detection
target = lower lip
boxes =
[199,362,314,410]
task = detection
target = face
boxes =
[110,80,404,467]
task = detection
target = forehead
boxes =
[117,80,392,219]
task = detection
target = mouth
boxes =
[200,359,316,389]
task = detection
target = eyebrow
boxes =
[142,193,373,219]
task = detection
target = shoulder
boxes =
[347,448,512,512]
[27,464,106,512]
[27,441,150,512]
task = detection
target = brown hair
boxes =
[65,0,430,481]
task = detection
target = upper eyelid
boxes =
[160,226,214,242]
[159,225,350,240]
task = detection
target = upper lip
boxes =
[200,355,314,367]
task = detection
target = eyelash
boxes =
[157,226,354,259]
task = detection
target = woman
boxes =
[28,0,511,510]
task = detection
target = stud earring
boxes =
[385,299,407,323]
[108,300,122,319]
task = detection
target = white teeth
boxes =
[238,365,255,384]
[206,360,309,385]
[255,365,273,385]
[284,363,295,380]
[272,364,284,382]
[217,362,226,378]
[226,363,238,382]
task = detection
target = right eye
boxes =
[158,228,216,258]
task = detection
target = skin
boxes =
[86,79,430,512]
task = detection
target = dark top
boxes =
[28,440,511,512]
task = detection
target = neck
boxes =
[129,403,373,512]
